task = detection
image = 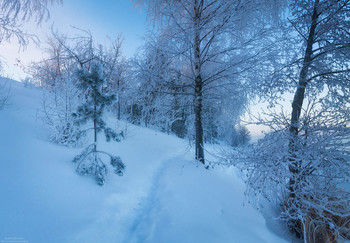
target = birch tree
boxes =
[134,0,280,163]
[237,1,350,241]
[287,1,350,240]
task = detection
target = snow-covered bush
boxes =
[73,144,125,185]
[30,35,84,146]
[232,104,350,242]
[39,76,83,146]
[22,77,36,88]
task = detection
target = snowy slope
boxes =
[0,80,289,243]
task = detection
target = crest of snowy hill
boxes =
[0,79,289,243]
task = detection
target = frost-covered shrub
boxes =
[73,144,125,185]
[104,127,123,142]
[75,150,107,186]
[49,120,82,146]
[110,156,125,176]
[39,77,83,146]
[232,107,350,242]
[22,77,36,88]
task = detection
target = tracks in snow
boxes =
[124,154,183,243]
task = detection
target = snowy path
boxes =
[125,155,181,243]
[124,154,288,243]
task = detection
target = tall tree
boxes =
[287,0,350,239]
[239,0,350,241]
[134,0,279,163]
[287,0,350,136]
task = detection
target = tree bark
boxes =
[194,76,204,163]
[288,0,319,235]
[289,0,319,190]
[94,104,97,153]
[289,0,319,137]
[193,0,205,164]
[117,79,121,120]
[117,99,121,120]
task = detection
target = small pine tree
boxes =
[72,62,125,185]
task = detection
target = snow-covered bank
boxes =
[0,80,289,242]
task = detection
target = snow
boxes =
[0,79,289,243]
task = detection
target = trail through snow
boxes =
[124,155,289,243]
[126,155,181,243]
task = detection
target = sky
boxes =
[0,0,148,80]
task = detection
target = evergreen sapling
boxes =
[72,61,125,185]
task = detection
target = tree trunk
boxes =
[193,0,205,164]
[145,113,148,128]
[289,0,319,137]
[288,0,319,236]
[94,104,97,153]
[289,0,319,181]
[194,78,204,163]
[117,79,121,120]
[117,99,121,120]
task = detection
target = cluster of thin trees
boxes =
[134,0,350,242]
[1,0,350,242]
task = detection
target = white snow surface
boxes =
[0,80,288,243]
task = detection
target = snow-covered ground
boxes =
[0,80,291,243]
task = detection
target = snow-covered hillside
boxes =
[0,80,290,243]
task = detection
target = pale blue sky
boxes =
[0,0,147,80]
[47,0,148,56]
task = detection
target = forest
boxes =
[0,0,349,243]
